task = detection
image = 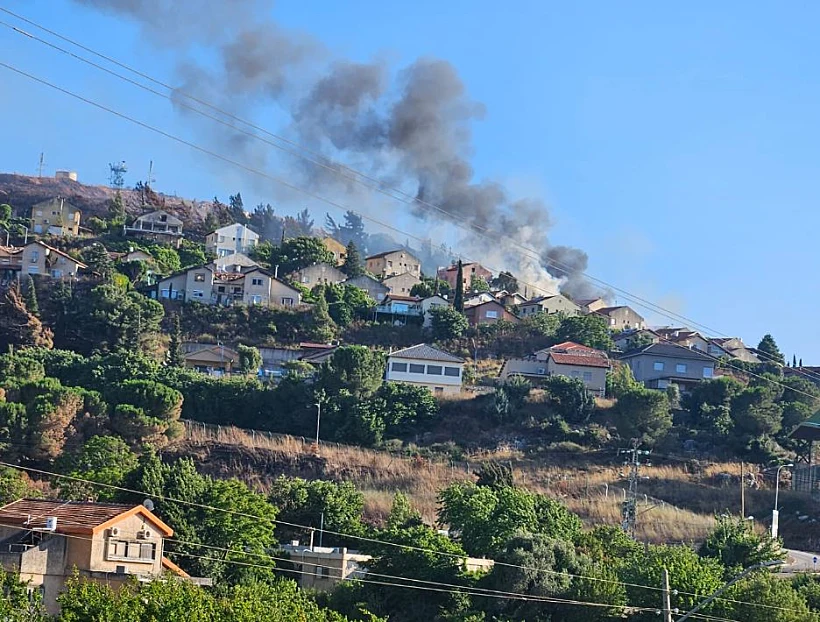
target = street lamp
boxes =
[772,463,794,539]
[314,402,322,446]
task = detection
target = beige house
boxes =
[321,237,348,266]
[205,223,259,258]
[500,341,610,396]
[281,544,369,591]
[292,263,347,288]
[109,249,153,263]
[437,262,492,292]
[212,252,259,272]
[595,306,645,331]
[124,210,183,246]
[20,241,86,278]
[30,198,81,237]
[155,264,301,307]
[0,498,201,615]
[518,294,580,317]
[421,295,449,328]
[183,344,240,376]
[365,249,421,279]
[464,300,520,327]
[577,297,607,313]
[0,246,23,278]
[496,291,528,308]
[382,271,421,295]
[343,274,389,302]
[385,343,464,395]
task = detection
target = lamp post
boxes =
[772,463,794,539]
[314,402,322,446]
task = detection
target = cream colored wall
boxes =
[87,514,165,577]
[269,278,300,306]
[158,272,188,300]
[242,273,272,306]
[546,361,607,394]
[184,268,214,303]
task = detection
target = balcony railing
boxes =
[374,305,422,316]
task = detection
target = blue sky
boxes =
[1,1,818,361]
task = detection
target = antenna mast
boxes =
[618,439,651,538]
[109,161,127,189]
[147,160,155,188]
[38,152,45,177]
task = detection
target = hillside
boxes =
[0,173,211,231]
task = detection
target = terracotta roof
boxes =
[0,499,173,536]
[389,343,464,363]
[547,341,600,353]
[549,352,611,368]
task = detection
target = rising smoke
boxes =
[73,0,598,298]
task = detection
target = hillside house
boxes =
[576,297,607,313]
[618,342,716,391]
[0,246,23,279]
[212,252,259,272]
[595,306,646,331]
[382,271,421,295]
[365,249,421,279]
[109,248,153,263]
[20,241,86,278]
[205,223,259,257]
[437,262,493,291]
[0,499,204,615]
[613,328,661,352]
[183,344,240,376]
[500,341,610,395]
[321,237,347,266]
[281,544,369,591]
[343,274,389,302]
[496,291,528,307]
[385,344,464,395]
[709,337,760,363]
[518,294,580,317]
[463,292,497,308]
[30,198,80,237]
[375,294,423,323]
[292,263,347,288]
[154,264,301,307]
[124,210,183,247]
[421,295,449,328]
[464,300,520,327]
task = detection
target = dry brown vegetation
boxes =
[172,422,820,547]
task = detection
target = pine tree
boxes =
[800,358,804,368]
[342,241,364,278]
[24,275,39,317]
[757,334,784,365]
[453,260,465,312]
[167,313,184,367]
[310,294,336,343]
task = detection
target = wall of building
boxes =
[546,360,607,395]
[382,272,420,295]
[626,354,714,383]
[385,356,463,394]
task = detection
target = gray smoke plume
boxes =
[73,0,599,297]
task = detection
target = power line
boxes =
[5,6,819,388]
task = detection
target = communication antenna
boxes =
[618,439,651,538]
[108,161,127,189]
[37,152,45,177]
[146,160,156,188]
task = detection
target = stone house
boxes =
[437,262,492,291]
[517,294,581,317]
[595,306,646,331]
[365,249,421,279]
[342,274,389,302]
[20,241,86,278]
[382,271,421,295]
[321,237,348,266]
[291,263,347,288]
[124,210,183,247]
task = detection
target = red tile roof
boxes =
[0,499,173,536]
[549,352,611,368]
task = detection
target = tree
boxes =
[55,435,138,501]
[228,192,247,223]
[453,260,465,312]
[167,314,184,367]
[309,294,336,343]
[490,271,519,294]
[713,572,820,622]
[317,346,385,399]
[555,314,614,351]
[386,491,422,529]
[0,466,37,505]
[541,375,595,423]
[469,274,490,293]
[86,284,164,353]
[757,334,784,365]
[613,386,672,445]
[0,284,53,350]
[731,386,783,438]
[429,305,468,341]
[237,344,262,376]
[606,363,640,398]
[0,203,11,223]
[24,275,39,316]
[81,243,115,281]
[107,191,125,221]
[699,515,785,576]
[264,236,335,274]
[342,240,364,277]
[178,239,207,268]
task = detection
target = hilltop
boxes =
[0,173,211,231]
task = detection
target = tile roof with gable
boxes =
[549,352,611,368]
[0,499,173,536]
[389,344,464,364]
[617,342,715,361]
[365,249,407,260]
[30,241,88,269]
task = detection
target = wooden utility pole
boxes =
[662,568,673,622]
[740,462,745,518]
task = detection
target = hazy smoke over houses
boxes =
[74,0,598,298]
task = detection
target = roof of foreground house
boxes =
[618,342,714,362]
[389,344,464,364]
[0,499,173,536]
[536,341,610,368]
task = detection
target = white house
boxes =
[385,344,464,395]
[205,223,259,258]
[421,295,449,328]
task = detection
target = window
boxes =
[50,269,63,278]
[571,370,581,378]
[485,310,499,319]
[250,295,263,305]
[675,363,688,373]
[27,266,39,274]
[427,365,443,375]
[653,361,665,371]
[392,362,408,373]
[217,286,225,293]
[583,371,593,381]
[444,367,460,377]
[703,367,714,378]
[281,297,294,306]
[409,364,425,374]
[657,379,669,389]
[30,251,39,263]
[233,287,242,294]
[192,290,204,298]
[107,539,156,562]
[252,278,263,286]
[194,273,205,282]
[434,387,444,394]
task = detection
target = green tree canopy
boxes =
[554,314,614,351]
[55,435,138,501]
[757,334,785,365]
[429,305,468,341]
[613,386,672,445]
[341,240,365,277]
[237,344,262,376]
[699,515,785,577]
[318,346,385,399]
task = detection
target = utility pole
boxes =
[619,439,651,537]
[37,152,45,177]
[740,461,745,518]
[661,568,673,622]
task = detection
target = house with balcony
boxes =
[124,210,183,247]
[183,344,240,376]
[375,294,423,323]
[30,198,81,237]
[618,342,716,392]
[517,294,581,317]
[0,498,206,615]
[499,341,610,395]
[385,344,464,395]
[205,223,259,258]
[365,249,421,279]
[20,241,86,278]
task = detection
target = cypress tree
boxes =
[342,241,364,278]
[167,313,184,367]
[24,275,39,316]
[454,260,465,312]
[793,354,798,368]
